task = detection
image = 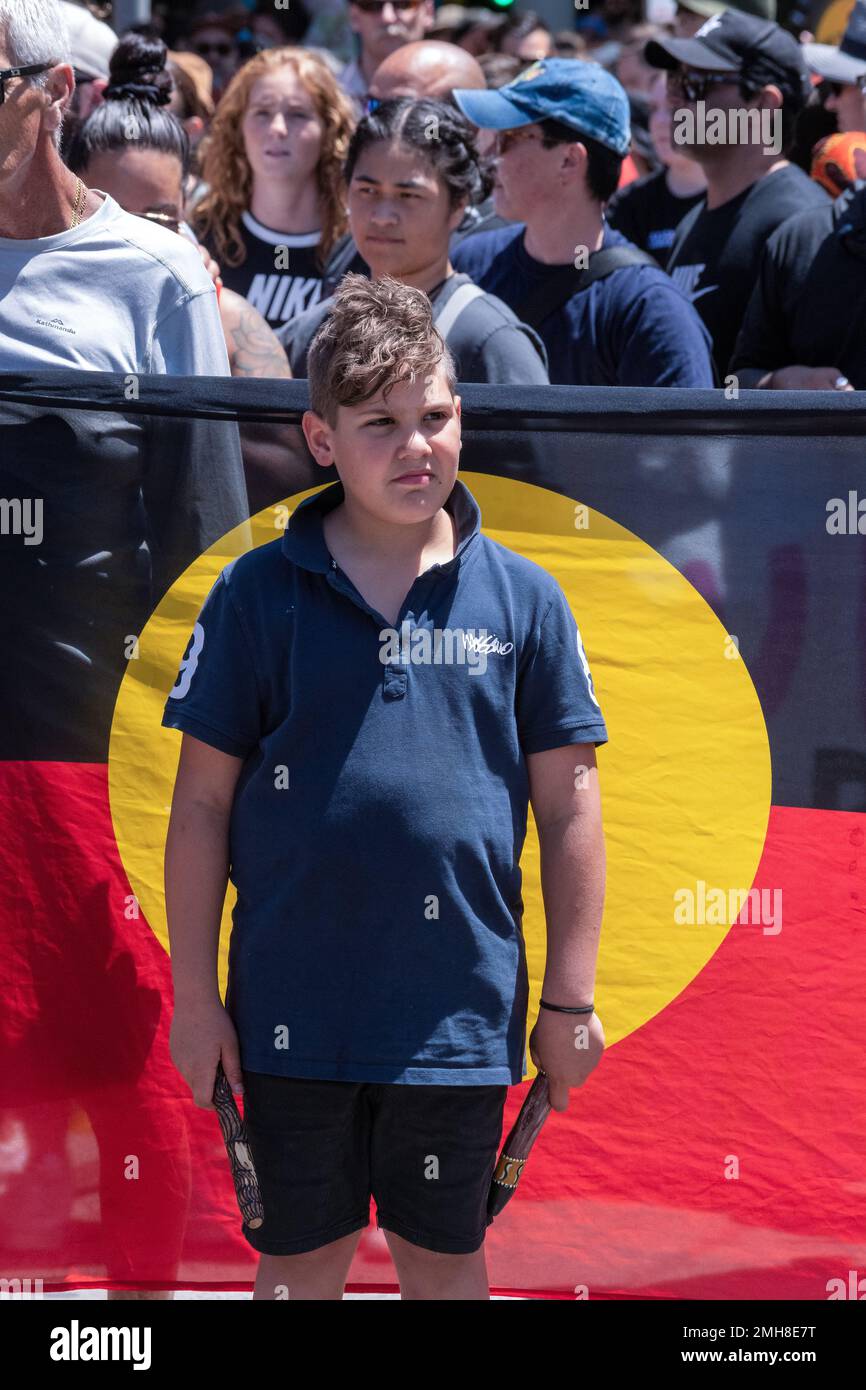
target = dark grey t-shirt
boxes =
[276,271,549,385]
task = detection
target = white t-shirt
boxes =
[0,191,231,375]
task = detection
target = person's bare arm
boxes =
[525,742,606,1111]
[165,732,246,1107]
[219,289,293,379]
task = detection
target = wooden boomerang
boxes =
[487,1070,552,1219]
[212,1060,264,1230]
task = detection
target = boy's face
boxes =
[302,363,461,527]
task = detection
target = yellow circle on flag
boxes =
[109,473,771,1065]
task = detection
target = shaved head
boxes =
[369,40,486,102]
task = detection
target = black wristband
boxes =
[539,999,594,1014]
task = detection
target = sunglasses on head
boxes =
[353,0,424,13]
[668,67,742,104]
[0,60,55,106]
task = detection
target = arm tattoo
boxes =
[227,302,293,379]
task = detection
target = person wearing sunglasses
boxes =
[184,12,240,104]
[804,0,866,135]
[0,0,232,379]
[66,32,290,380]
[449,57,714,387]
[645,9,829,381]
[341,0,435,116]
[607,72,706,272]
[277,96,549,386]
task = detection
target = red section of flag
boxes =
[472,803,866,1299]
[1,764,863,1296]
[0,761,251,1288]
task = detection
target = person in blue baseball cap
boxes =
[450,57,715,387]
[452,55,633,156]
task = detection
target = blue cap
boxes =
[452,58,631,158]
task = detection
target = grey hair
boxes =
[0,0,71,147]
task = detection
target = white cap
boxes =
[60,1,117,80]
[803,42,866,85]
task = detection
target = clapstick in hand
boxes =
[212,1060,264,1230]
[487,1070,552,1219]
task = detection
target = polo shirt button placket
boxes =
[383,589,418,703]
[326,556,411,701]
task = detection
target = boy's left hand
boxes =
[528,1008,605,1112]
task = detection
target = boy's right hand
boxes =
[169,997,244,1110]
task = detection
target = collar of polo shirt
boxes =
[281,478,482,575]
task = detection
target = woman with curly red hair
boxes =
[192,47,356,334]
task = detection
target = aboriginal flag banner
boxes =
[1,373,864,1299]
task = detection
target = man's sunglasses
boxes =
[494,127,548,156]
[0,61,54,106]
[827,75,866,97]
[353,1,425,13]
[668,67,742,104]
[193,41,235,59]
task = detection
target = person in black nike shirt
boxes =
[645,10,829,379]
[191,46,356,334]
[607,73,706,269]
[730,180,865,391]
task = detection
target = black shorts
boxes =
[239,1070,509,1256]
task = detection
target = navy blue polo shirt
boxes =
[162,478,608,1085]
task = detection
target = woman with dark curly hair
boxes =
[279,97,549,384]
[191,47,357,334]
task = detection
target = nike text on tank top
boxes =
[214,211,325,330]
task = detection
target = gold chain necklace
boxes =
[69,177,86,229]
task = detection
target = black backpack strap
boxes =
[515,245,659,329]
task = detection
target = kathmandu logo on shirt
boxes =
[378,622,513,676]
[246,275,322,323]
[35,315,75,336]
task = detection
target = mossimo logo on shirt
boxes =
[379,622,513,676]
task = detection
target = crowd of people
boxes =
[1,0,865,389]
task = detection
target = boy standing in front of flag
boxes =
[162,273,608,1300]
